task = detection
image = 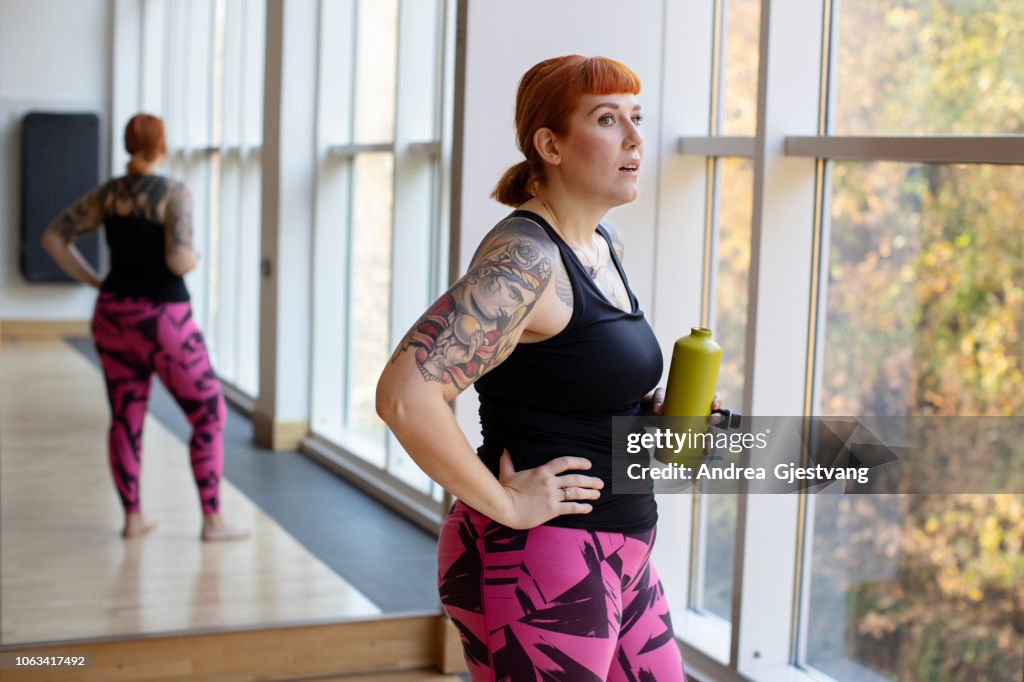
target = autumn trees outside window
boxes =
[666,1,1022,681]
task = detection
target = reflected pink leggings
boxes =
[91,292,226,516]
[438,500,686,681]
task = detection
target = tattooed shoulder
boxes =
[391,218,559,390]
[480,216,573,309]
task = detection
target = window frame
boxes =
[306,0,457,529]
[664,1,1024,680]
[135,0,264,401]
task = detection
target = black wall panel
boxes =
[20,112,102,283]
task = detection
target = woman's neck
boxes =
[524,193,606,247]
[128,154,163,176]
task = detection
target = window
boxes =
[310,0,454,503]
[697,158,755,624]
[665,1,1023,680]
[695,0,761,636]
[806,161,1024,682]
[832,1,1024,136]
[141,0,264,397]
[721,0,760,136]
[798,2,1024,677]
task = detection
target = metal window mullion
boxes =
[785,135,1024,165]
[733,0,827,675]
[679,136,756,158]
[709,0,725,137]
[327,142,395,156]
[341,154,357,427]
[235,0,248,379]
[347,0,360,145]
[209,0,221,147]
[790,0,839,665]
[691,491,712,611]
[204,0,220,347]
[436,0,458,295]
[430,0,459,505]
[408,141,441,156]
[384,0,404,474]
[163,0,175,151]
[339,0,381,437]
[431,0,445,142]
[794,158,833,671]
[237,0,248,147]
[137,0,146,108]
[821,0,839,135]
[182,0,192,151]
[692,0,726,614]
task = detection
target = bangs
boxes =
[576,57,641,95]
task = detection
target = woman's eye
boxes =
[631,114,644,125]
[509,286,523,302]
[598,114,614,125]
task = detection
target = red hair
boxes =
[491,56,641,207]
[124,113,166,175]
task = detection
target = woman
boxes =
[379,56,724,680]
[42,113,248,542]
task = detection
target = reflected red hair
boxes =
[124,113,166,175]
[491,56,641,207]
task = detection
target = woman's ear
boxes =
[532,127,561,166]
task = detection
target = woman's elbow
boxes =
[375,369,427,427]
[165,250,196,276]
[375,376,402,425]
[41,229,63,255]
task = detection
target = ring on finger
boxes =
[562,486,570,502]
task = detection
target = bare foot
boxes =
[201,513,250,542]
[122,512,157,538]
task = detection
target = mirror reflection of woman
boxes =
[379,56,721,681]
[42,113,248,542]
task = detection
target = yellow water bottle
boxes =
[657,327,721,465]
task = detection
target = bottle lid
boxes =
[691,327,712,337]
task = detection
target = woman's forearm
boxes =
[41,232,102,287]
[377,387,512,524]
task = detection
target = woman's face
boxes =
[557,92,644,206]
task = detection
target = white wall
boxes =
[455,0,668,441]
[0,0,113,320]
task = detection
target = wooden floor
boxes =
[0,339,382,645]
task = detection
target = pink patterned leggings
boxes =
[91,292,225,516]
[438,500,686,681]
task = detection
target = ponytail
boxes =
[126,154,150,176]
[491,160,539,207]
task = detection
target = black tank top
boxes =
[101,176,189,302]
[474,210,664,532]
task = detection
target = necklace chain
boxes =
[538,198,600,275]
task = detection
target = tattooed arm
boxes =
[377,219,603,528]
[164,182,197,276]
[41,184,106,287]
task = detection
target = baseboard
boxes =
[435,616,469,674]
[253,409,309,451]
[0,319,91,341]
[0,615,440,681]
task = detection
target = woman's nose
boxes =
[625,127,643,149]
